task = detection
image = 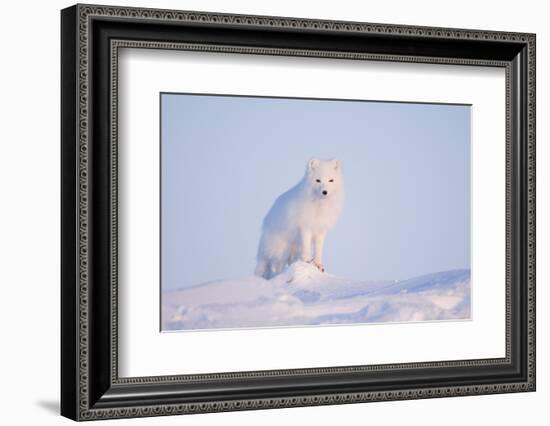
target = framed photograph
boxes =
[61,4,536,421]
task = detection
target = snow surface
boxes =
[161,262,471,331]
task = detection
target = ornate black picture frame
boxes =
[61,3,536,421]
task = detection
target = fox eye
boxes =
[316,179,321,183]
[329,179,334,183]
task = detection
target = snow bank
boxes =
[162,262,470,331]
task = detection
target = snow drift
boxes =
[161,262,471,331]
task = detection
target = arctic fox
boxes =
[255,159,344,279]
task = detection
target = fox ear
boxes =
[308,159,319,171]
[333,160,341,171]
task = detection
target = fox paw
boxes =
[307,259,325,272]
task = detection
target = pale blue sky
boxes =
[161,93,470,290]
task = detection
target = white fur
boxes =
[255,159,344,279]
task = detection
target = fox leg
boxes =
[312,232,327,272]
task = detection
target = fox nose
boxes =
[322,190,328,196]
